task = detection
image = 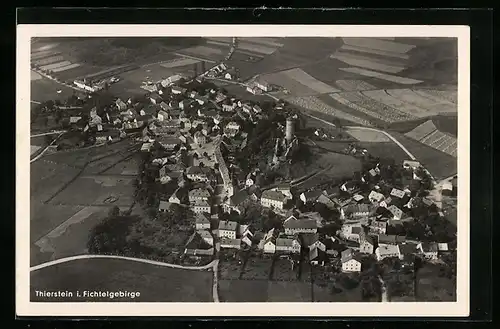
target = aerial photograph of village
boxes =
[29,36,458,303]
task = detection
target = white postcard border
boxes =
[17,24,470,317]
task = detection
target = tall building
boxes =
[286,117,295,141]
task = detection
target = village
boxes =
[32,58,458,301]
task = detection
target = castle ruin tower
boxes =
[286,117,295,142]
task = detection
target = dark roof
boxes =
[398,243,418,255]
[301,233,319,247]
[378,234,406,245]
[284,218,317,230]
[230,189,249,205]
[302,190,323,202]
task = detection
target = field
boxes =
[177,44,226,61]
[32,206,109,266]
[335,79,377,91]
[341,38,417,54]
[329,91,417,123]
[31,77,78,102]
[339,67,424,85]
[345,127,390,142]
[331,51,406,74]
[31,258,214,302]
[386,89,456,113]
[261,71,320,97]
[362,89,432,118]
[404,120,457,157]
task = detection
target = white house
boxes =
[217,221,238,240]
[261,190,287,210]
[368,190,385,203]
[255,80,270,92]
[283,216,317,235]
[360,236,375,254]
[387,205,403,220]
[220,237,241,250]
[341,249,362,273]
[390,188,406,199]
[275,237,301,254]
[190,200,211,214]
[403,160,421,170]
[375,244,402,261]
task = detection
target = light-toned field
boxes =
[32,42,59,53]
[34,206,104,259]
[39,60,72,71]
[340,44,410,59]
[31,49,59,60]
[30,70,42,81]
[342,38,416,54]
[281,68,340,94]
[51,63,81,72]
[386,89,457,113]
[335,79,377,91]
[262,72,318,96]
[405,120,437,140]
[414,88,457,104]
[33,55,65,66]
[331,51,406,74]
[31,258,214,302]
[362,89,432,118]
[340,67,424,85]
[345,127,390,142]
[30,145,42,155]
[205,37,232,43]
[287,95,374,126]
[160,57,200,68]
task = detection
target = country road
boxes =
[31,69,85,92]
[31,130,67,138]
[30,132,64,163]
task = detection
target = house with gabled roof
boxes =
[390,188,406,199]
[261,190,287,210]
[375,244,402,261]
[195,213,211,230]
[368,190,385,203]
[418,242,439,260]
[378,234,406,246]
[360,235,375,254]
[220,237,241,250]
[197,230,214,246]
[217,220,238,240]
[275,235,301,254]
[387,204,403,220]
[283,216,317,235]
[301,233,326,252]
[299,190,323,204]
[341,249,362,272]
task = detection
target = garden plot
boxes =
[345,127,390,142]
[282,68,340,94]
[51,63,81,72]
[414,89,457,104]
[386,89,457,114]
[160,57,200,68]
[329,91,417,123]
[362,89,431,118]
[335,79,376,91]
[39,60,73,71]
[405,120,438,140]
[331,51,406,74]
[342,38,416,54]
[340,67,424,85]
[240,257,273,280]
[34,55,65,66]
[340,44,410,60]
[286,96,374,126]
[420,130,457,157]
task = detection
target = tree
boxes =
[108,206,120,218]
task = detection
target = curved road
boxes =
[30,254,218,272]
[30,132,64,163]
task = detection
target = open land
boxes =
[31,258,213,302]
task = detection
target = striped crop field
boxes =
[39,60,72,71]
[51,63,81,72]
[362,89,432,118]
[286,95,374,126]
[339,44,410,60]
[405,120,438,140]
[335,80,377,91]
[281,68,340,94]
[386,89,457,113]
[160,57,200,68]
[342,38,417,54]
[33,55,65,66]
[31,50,62,61]
[413,89,457,105]
[339,67,424,85]
[329,91,417,123]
